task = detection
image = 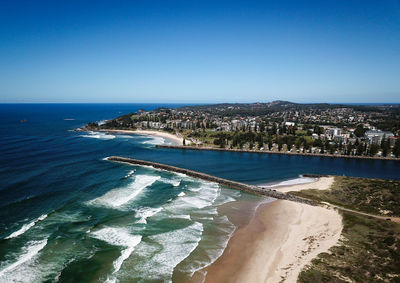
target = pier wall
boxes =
[107,156,314,205]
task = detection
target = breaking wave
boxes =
[80,131,115,140]
[5,214,48,239]
[129,222,203,281]
[159,177,181,187]
[142,136,166,145]
[91,227,142,275]
[135,207,163,224]
[90,175,161,208]
[0,239,48,280]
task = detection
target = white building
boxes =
[365,130,394,145]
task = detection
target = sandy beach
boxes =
[203,200,342,283]
[98,129,184,145]
[264,176,335,193]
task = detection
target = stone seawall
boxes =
[107,156,314,205]
[155,145,400,161]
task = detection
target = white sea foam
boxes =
[261,176,317,188]
[135,207,163,224]
[123,170,136,179]
[80,131,115,140]
[175,172,189,178]
[183,182,220,209]
[91,175,161,208]
[0,239,48,279]
[160,181,220,218]
[5,214,47,239]
[91,227,142,274]
[180,215,236,276]
[199,215,235,269]
[142,136,166,145]
[131,222,203,281]
[160,177,181,187]
[115,134,134,139]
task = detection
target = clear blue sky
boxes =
[1,0,399,103]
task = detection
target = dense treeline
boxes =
[201,128,400,158]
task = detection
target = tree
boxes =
[381,137,390,157]
[314,125,324,135]
[346,143,354,155]
[369,144,379,156]
[249,142,254,150]
[257,133,263,149]
[354,124,366,138]
[260,122,265,132]
[393,138,400,157]
[356,142,364,156]
[271,123,277,135]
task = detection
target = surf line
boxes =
[106,156,314,205]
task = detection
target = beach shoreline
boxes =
[95,129,184,145]
[202,176,341,283]
[203,199,342,283]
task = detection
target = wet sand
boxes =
[203,199,342,283]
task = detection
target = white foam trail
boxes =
[91,227,142,274]
[123,170,136,179]
[160,177,181,187]
[136,207,163,224]
[116,135,134,139]
[182,182,220,209]
[80,131,115,140]
[91,175,161,208]
[175,172,189,178]
[132,222,203,281]
[0,239,48,278]
[181,215,236,277]
[142,136,165,145]
[5,214,47,239]
[160,181,220,218]
[199,215,235,269]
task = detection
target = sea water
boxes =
[1,104,399,282]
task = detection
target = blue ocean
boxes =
[0,104,399,282]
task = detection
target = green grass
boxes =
[292,176,400,217]
[295,176,400,282]
[298,211,400,283]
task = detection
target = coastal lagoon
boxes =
[1,104,399,282]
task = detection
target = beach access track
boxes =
[107,156,314,205]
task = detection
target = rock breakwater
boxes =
[106,156,314,205]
